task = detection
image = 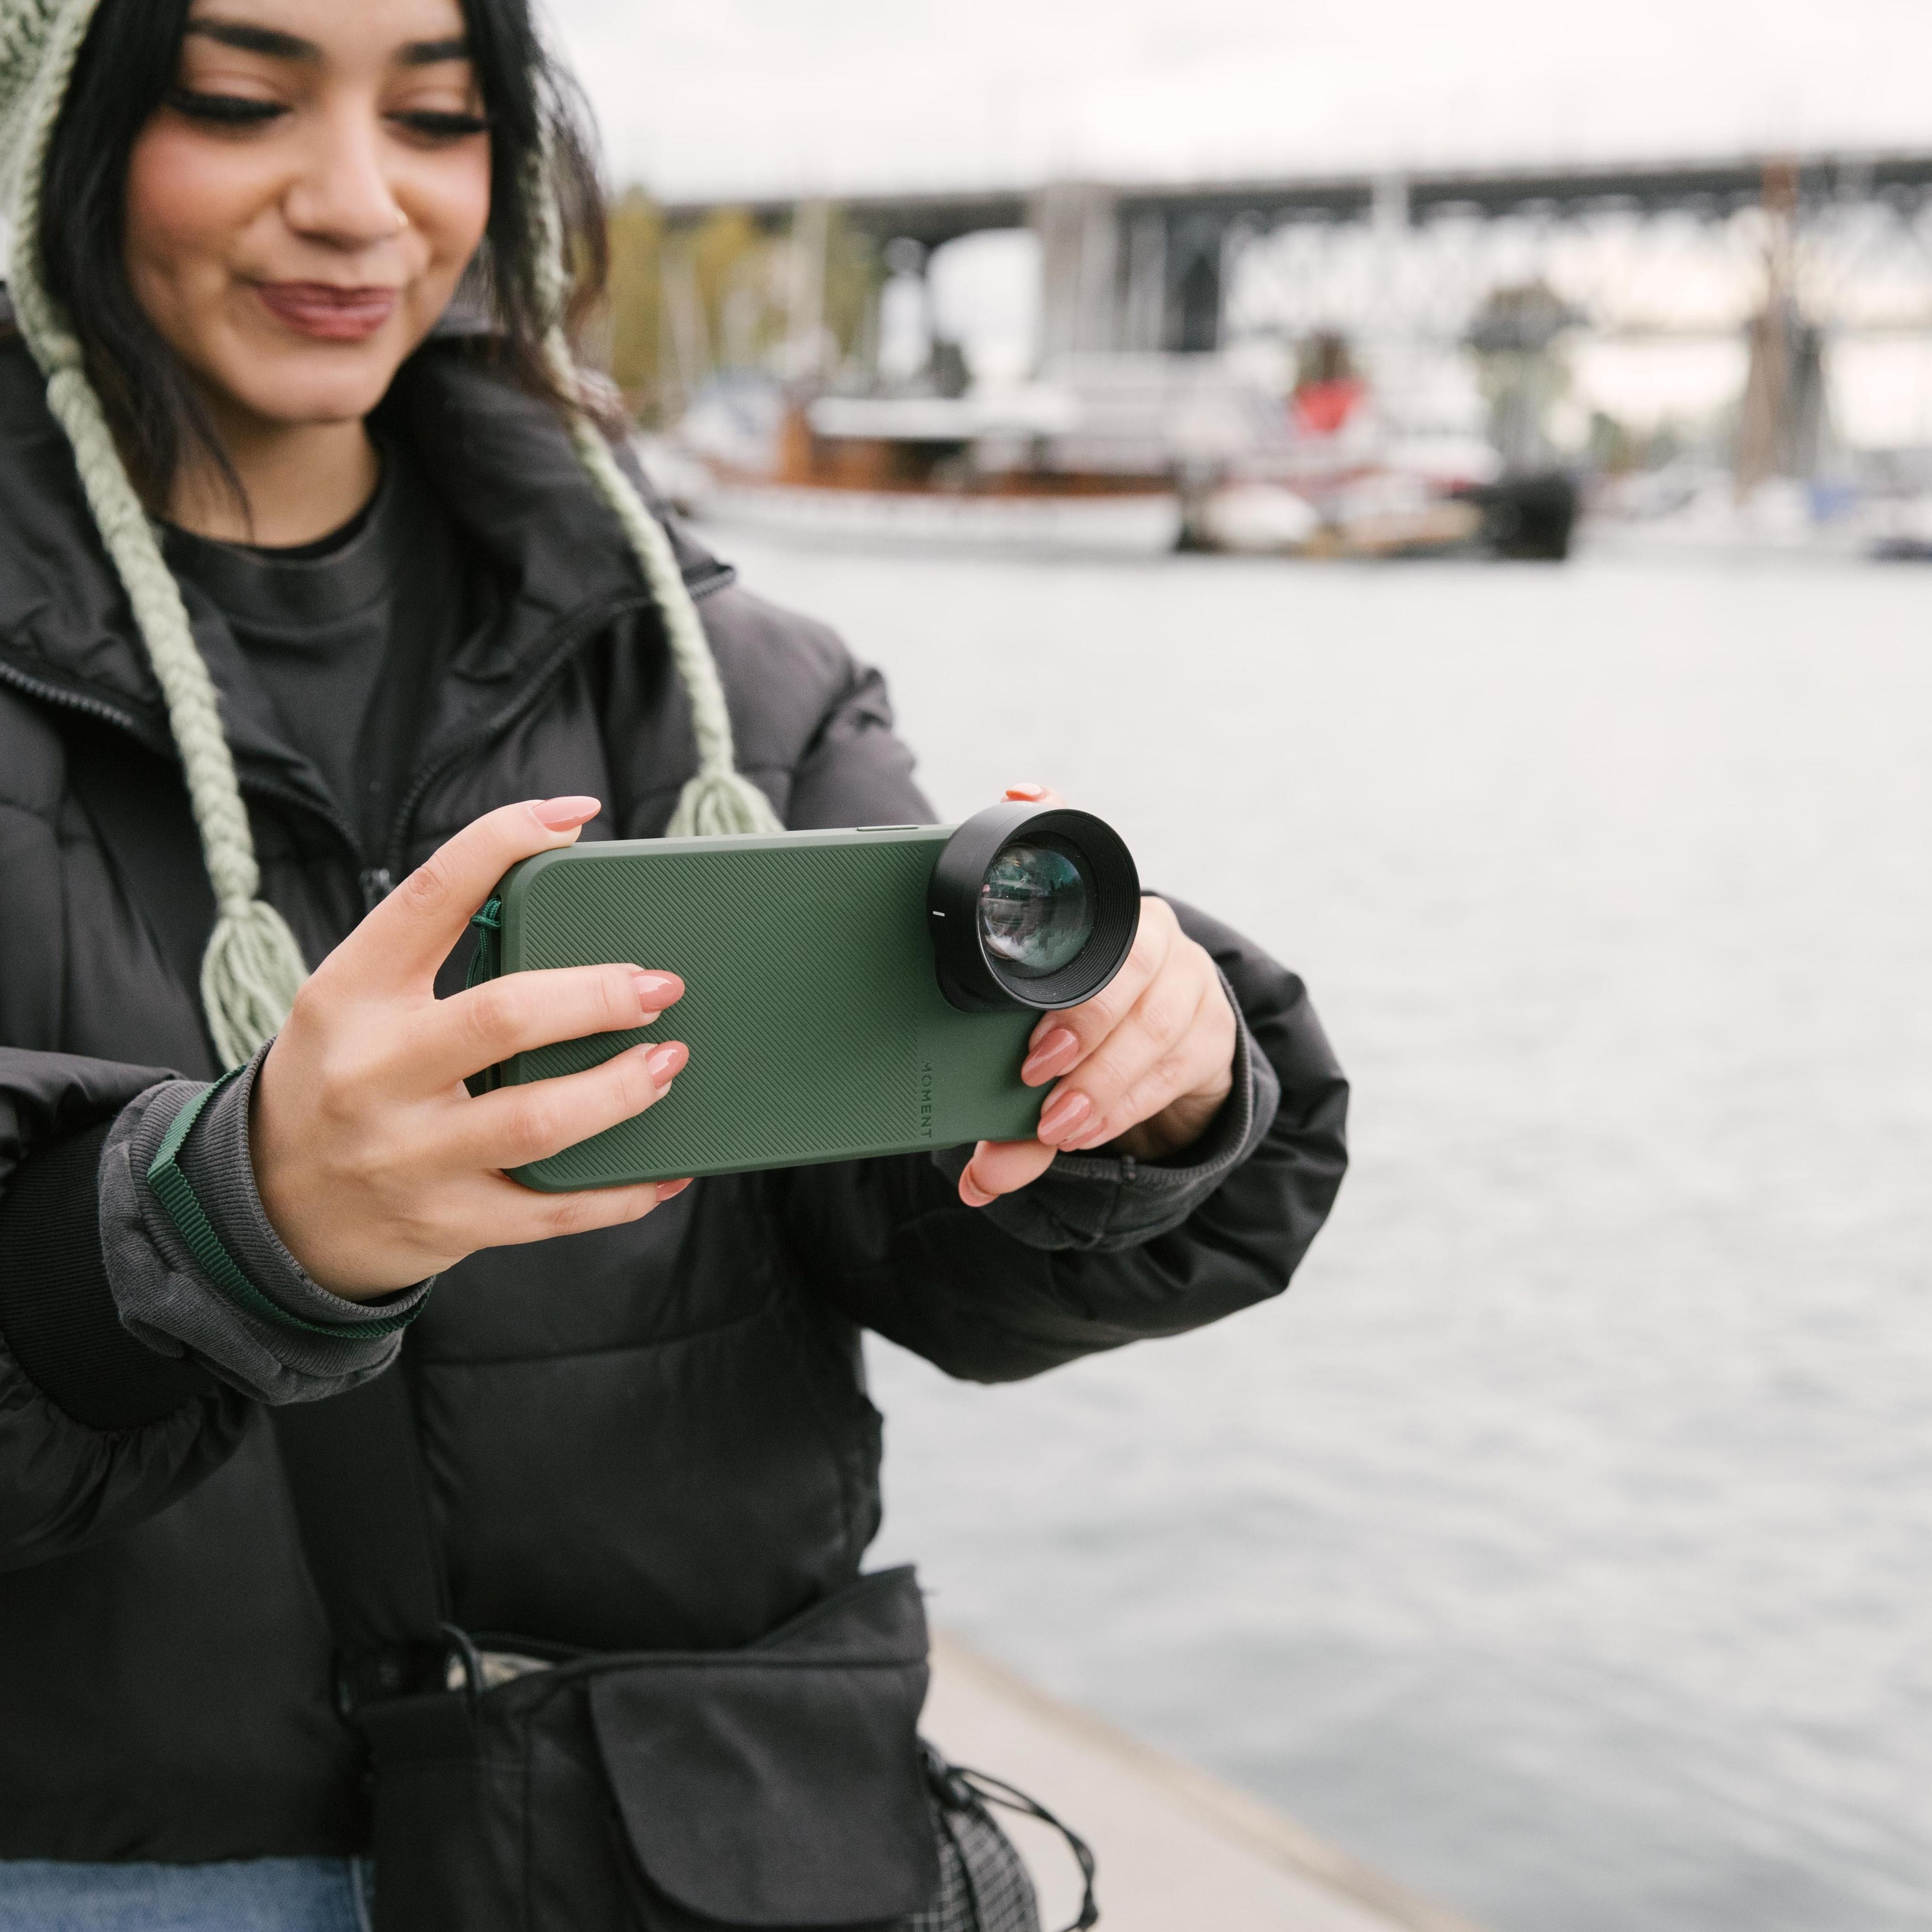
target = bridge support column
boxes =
[1031,182,1121,367]
[1121,214,1167,352]
[1162,211,1231,354]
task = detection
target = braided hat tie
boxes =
[5,0,308,1066]
[0,0,776,1067]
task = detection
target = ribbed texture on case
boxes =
[502,835,1040,1188]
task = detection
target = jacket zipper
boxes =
[0,661,154,740]
[375,591,654,887]
[3,586,657,914]
[0,654,380,887]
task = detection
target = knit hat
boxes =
[0,0,779,1068]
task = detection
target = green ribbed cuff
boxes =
[144,1072,420,1340]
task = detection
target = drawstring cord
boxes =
[928,1748,1100,1932]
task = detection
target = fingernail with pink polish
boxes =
[959,1165,995,1208]
[1005,782,1049,800]
[632,971,684,1014]
[1020,1027,1079,1085]
[656,1177,693,1201]
[531,795,601,831]
[643,1041,688,1085]
[1035,1089,1090,1144]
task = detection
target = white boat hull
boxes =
[698,483,1184,557]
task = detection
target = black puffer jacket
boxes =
[0,329,1348,1861]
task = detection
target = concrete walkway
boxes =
[922,1635,1488,1932]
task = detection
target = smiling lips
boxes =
[255,281,399,341]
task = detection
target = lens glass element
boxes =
[978,842,1095,978]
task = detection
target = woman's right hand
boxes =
[252,796,687,1300]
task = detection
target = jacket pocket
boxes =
[589,1565,938,1927]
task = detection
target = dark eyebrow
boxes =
[180,23,470,67]
[397,37,470,67]
[183,20,318,60]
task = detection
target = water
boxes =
[704,530,1932,1932]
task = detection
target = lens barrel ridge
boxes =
[928,802,1140,1011]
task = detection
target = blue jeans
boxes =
[0,1858,369,1931]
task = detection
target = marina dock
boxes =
[923,1635,1488,1932]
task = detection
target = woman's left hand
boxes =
[958,785,1238,1208]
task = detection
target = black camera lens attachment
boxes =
[928,802,1141,1012]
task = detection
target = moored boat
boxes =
[686,388,1183,556]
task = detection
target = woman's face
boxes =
[124,0,492,436]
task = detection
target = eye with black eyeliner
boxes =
[389,109,490,141]
[167,87,287,127]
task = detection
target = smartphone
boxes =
[470,804,1140,1190]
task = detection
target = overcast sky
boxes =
[547,0,1929,200]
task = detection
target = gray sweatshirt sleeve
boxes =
[927,970,1280,1252]
[98,1046,433,1405]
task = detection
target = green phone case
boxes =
[482,828,1042,1190]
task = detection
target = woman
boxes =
[0,0,1348,1924]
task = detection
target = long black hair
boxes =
[36,0,610,512]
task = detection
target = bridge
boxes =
[662,150,1932,365]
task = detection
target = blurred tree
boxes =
[689,208,775,368]
[597,197,886,421]
[603,188,664,416]
[821,209,883,383]
[1466,282,1581,473]
[1588,409,1635,474]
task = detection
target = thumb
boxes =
[958,1136,1057,1207]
